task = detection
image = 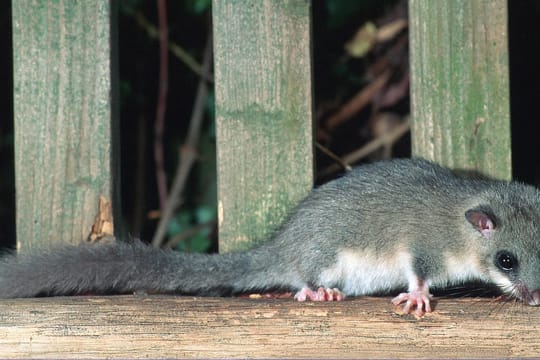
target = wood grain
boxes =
[12,1,119,250]
[212,0,314,252]
[409,0,511,179]
[1,295,538,358]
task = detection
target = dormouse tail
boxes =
[0,240,288,298]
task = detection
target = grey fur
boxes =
[2,158,540,304]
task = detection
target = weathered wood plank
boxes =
[409,0,511,179]
[212,0,314,252]
[12,1,119,250]
[0,296,538,359]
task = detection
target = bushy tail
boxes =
[0,240,277,298]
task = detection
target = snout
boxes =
[527,289,540,306]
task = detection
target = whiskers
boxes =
[432,283,513,318]
[433,282,501,300]
[434,282,538,319]
[492,281,540,320]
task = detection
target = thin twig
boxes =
[152,31,213,247]
[133,111,147,236]
[318,116,411,178]
[325,70,391,130]
[165,220,216,249]
[131,11,214,83]
[314,142,352,172]
[154,0,169,212]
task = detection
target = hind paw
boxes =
[294,287,345,302]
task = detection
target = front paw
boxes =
[391,290,432,316]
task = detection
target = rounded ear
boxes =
[465,208,496,238]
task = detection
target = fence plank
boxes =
[212,0,313,252]
[12,1,119,250]
[1,295,539,359]
[409,0,511,179]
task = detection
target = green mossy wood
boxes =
[213,0,314,252]
[409,0,511,179]
[12,1,119,251]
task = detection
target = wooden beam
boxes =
[409,0,511,179]
[12,1,119,250]
[212,0,314,252]
[1,296,539,358]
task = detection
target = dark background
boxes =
[0,0,538,250]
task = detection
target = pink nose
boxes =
[528,290,540,306]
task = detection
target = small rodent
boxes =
[1,157,540,316]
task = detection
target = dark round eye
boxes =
[495,251,518,272]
